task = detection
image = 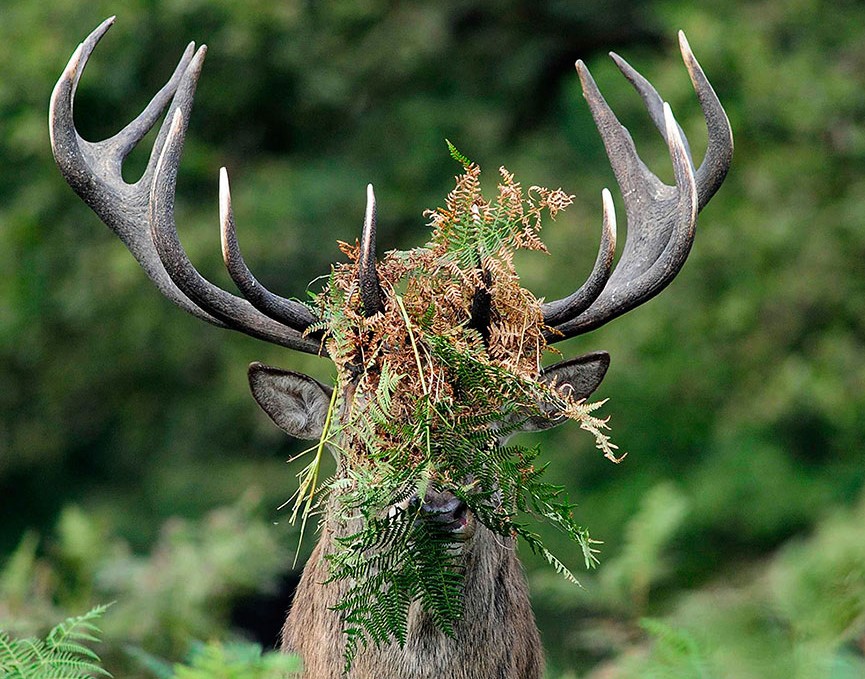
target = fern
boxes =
[329,509,464,671]
[445,139,472,167]
[297,147,618,667]
[0,604,112,679]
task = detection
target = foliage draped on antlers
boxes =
[50,17,731,354]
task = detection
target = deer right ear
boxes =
[514,351,611,434]
[248,362,333,440]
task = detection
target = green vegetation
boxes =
[0,605,111,679]
[0,497,295,676]
[313,152,611,663]
[0,604,303,678]
[2,0,865,676]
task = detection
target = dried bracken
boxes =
[304,150,617,663]
[312,151,617,471]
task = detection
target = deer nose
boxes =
[420,488,468,533]
[421,488,462,515]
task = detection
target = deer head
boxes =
[50,17,731,679]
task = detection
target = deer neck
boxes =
[281,513,544,678]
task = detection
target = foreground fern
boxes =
[293,146,619,667]
[0,604,111,679]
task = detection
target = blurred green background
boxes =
[2,0,865,676]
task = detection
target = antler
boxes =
[49,18,207,321]
[50,18,389,355]
[52,20,727,355]
[542,31,733,342]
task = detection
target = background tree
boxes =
[1,0,864,676]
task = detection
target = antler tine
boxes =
[150,106,324,354]
[49,18,224,326]
[219,168,320,330]
[678,31,734,208]
[609,32,733,209]
[608,52,693,161]
[543,58,700,341]
[541,188,616,326]
[50,17,193,187]
[358,184,385,316]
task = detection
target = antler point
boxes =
[662,102,684,149]
[192,44,208,65]
[219,167,231,203]
[678,31,694,60]
[600,189,617,250]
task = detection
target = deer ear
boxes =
[519,351,610,433]
[248,362,333,440]
[541,351,610,400]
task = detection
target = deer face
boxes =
[247,351,610,551]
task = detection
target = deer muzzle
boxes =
[421,488,471,535]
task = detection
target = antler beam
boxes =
[49,18,214,323]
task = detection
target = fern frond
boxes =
[296,148,620,667]
[0,604,112,679]
[445,139,472,168]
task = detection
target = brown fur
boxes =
[281,515,544,679]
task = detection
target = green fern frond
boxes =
[445,139,472,167]
[293,148,617,667]
[0,604,112,679]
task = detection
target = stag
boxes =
[50,18,731,679]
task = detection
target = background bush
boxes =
[2,0,864,676]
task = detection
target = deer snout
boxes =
[422,488,463,515]
[420,488,471,535]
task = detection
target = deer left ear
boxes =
[248,362,333,440]
[518,351,611,433]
